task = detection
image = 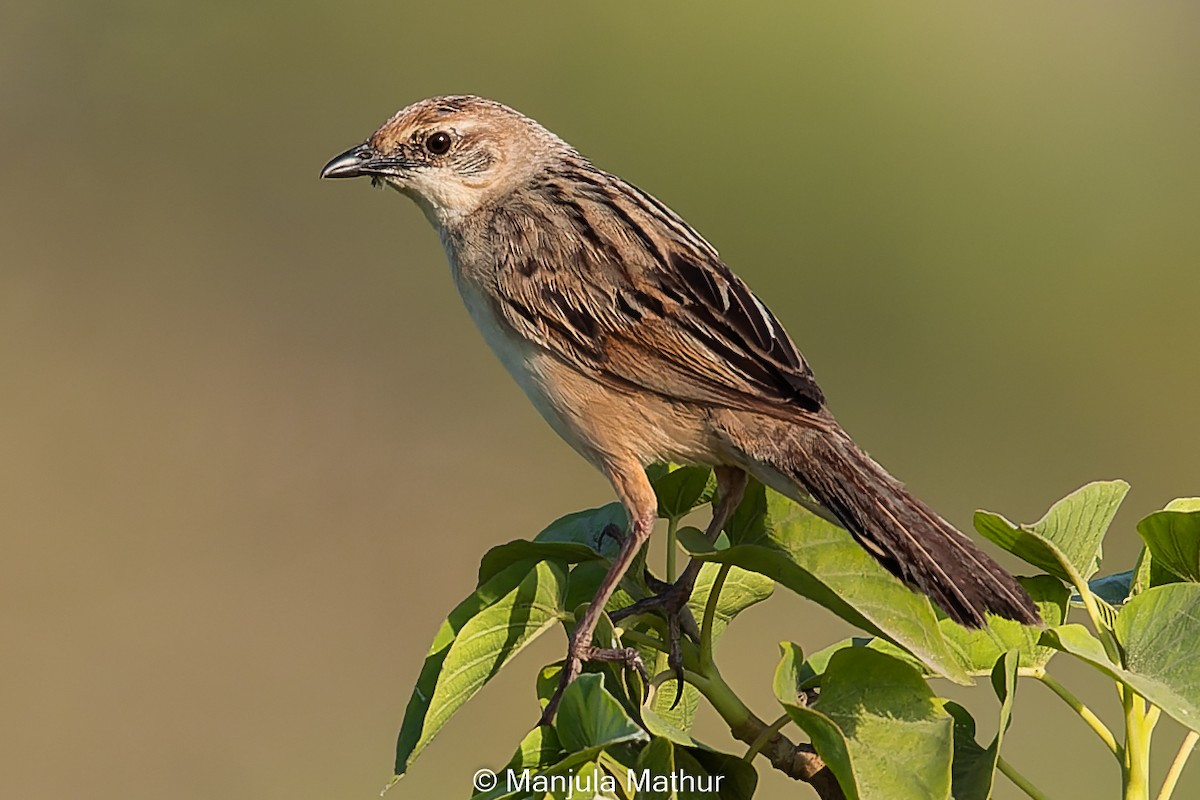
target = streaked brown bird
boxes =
[321,95,1040,720]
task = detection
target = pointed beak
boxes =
[321,143,384,180]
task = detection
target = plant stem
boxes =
[997,757,1053,800]
[1146,705,1162,733]
[1157,730,1199,800]
[1124,692,1153,800]
[700,563,731,671]
[1072,573,1124,667]
[665,517,679,583]
[687,665,842,797]
[1027,669,1121,758]
[743,713,791,762]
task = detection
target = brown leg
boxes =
[609,467,749,694]
[539,460,657,725]
[676,466,748,584]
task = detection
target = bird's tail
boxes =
[758,425,1040,627]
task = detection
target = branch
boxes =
[728,710,845,799]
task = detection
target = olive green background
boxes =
[3,2,1198,798]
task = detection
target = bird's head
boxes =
[320,95,572,226]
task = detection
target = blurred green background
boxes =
[3,2,1198,798]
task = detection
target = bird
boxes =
[320,95,1041,721]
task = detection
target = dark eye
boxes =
[425,131,452,155]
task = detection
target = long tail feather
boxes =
[775,427,1040,627]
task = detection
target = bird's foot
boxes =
[538,639,647,726]
[609,575,700,708]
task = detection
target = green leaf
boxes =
[947,651,1019,800]
[563,561,640,619]
[681,481,971,684]
[1115,583,1200,732]
[478,541,604,587]
[1042,590,1200,733]
[502,725,565,775]
[394,560,568,776]
[688,562,774,645]
[795,637,932,690]
[775,647,955,800]
[974,480,1128,583]
[1137,506,1200,583]
[554,673,649,752]
[472,734,628,800]
[534,503,630,552]
[938,576,1070,674]
[652,466,717,520]
[629,737,757,800]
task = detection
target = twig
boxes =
[743,713,791,762]
[1156,730,1198,800]
[1022,668,1121,758]
[998,757,1053,800]
[727,712,845,799]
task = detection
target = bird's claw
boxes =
[538,643,647,726]
[610,578,698,709]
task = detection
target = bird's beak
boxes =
[320,143,409,180]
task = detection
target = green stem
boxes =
[1146,705,1162,733]
[665,516,679,583]
[700,563,731,672]
[1157,730,1199,800]
[743,713,791,762]
[1024,669,1121,758]
[1124,692,1153,800]
[997,757,1053,800]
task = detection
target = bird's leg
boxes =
[539,463,657,725]
[609,467,748,697]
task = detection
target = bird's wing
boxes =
[486,172,826,419]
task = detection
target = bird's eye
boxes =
[425,131,452,155]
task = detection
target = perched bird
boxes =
[321,95,1040,720]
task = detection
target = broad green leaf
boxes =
[1137,506,1200,583]
[681,481,971,684]
[938,576,1070,673]
[641,705,702,749]
[685,748,759,800]
[534,503,630,552]
[563,561,640,619]
[478,502,629,600]
[1115,583,1200,732]
[775,647,954,800]
[1042,591,1200,733]
[536,663,564,712]
[632,737,676,800]
[688,562,774,644]
[395,560,568,776]
[630,737,757,800]
[470,725,565,799]
[555,673,649,752]
[504,726,564,774]
[1166,498,1200,512]
[974,481,1128,583]
[795,637,931,690]
[471,738,613,800]
[478,541,604,587]
[653,466,717,520]
[772,641,807,705]
[947,651,1019,800]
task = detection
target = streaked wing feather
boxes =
[491,169,825,418]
